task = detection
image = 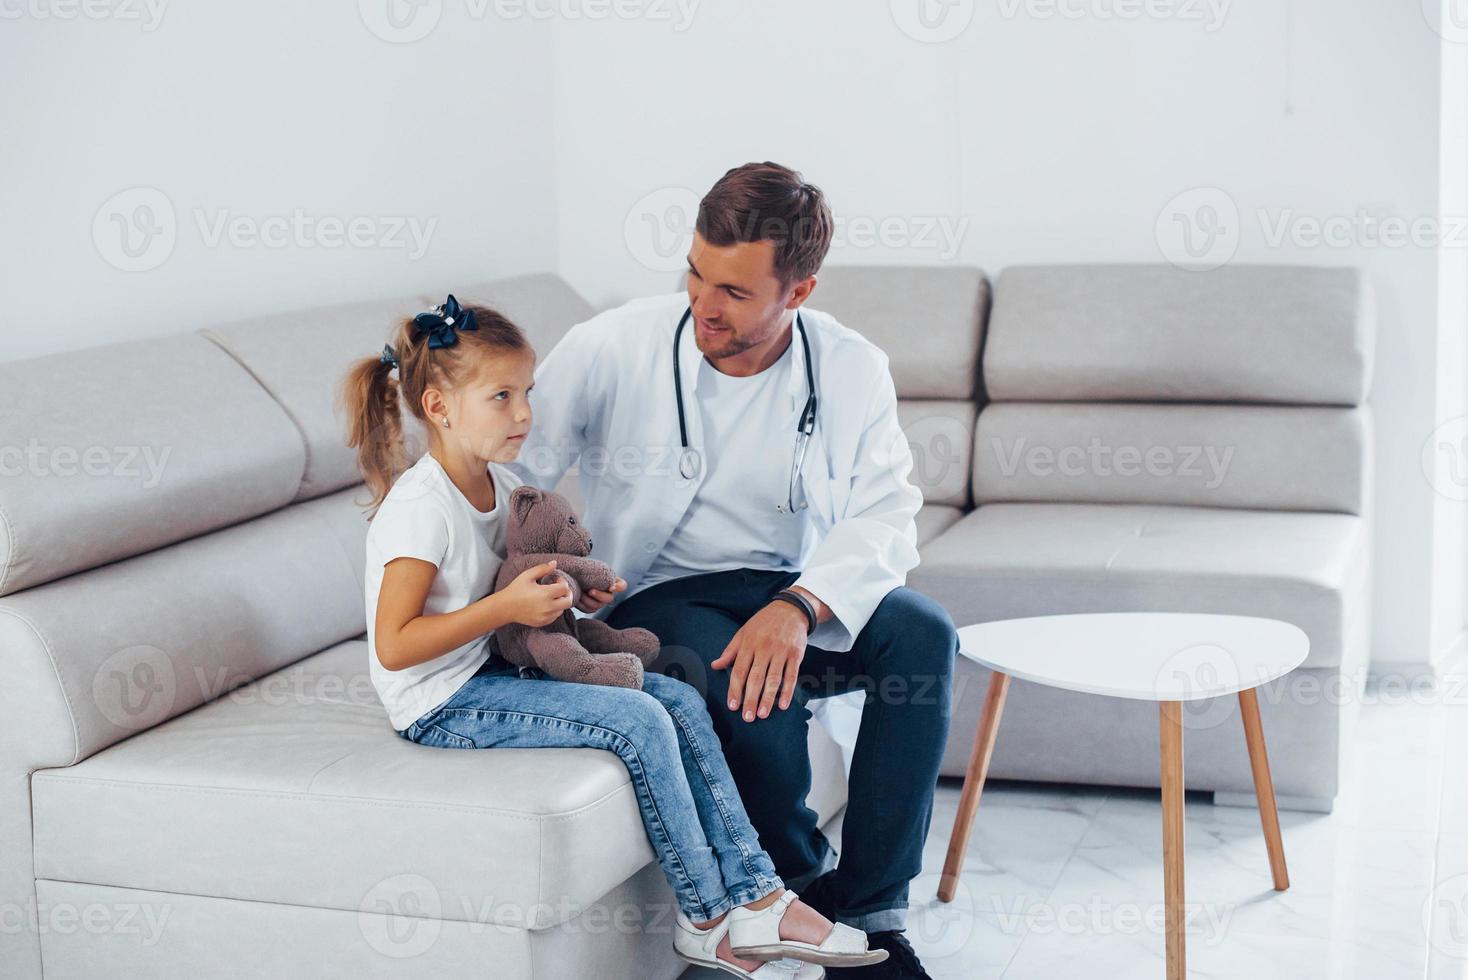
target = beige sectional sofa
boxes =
[0,262,1372,979]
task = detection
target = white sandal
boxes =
[727,890,889,968]
[672,908,825,979]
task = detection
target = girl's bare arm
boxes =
[373,557,567,671]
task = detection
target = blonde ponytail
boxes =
[339,347,406,518]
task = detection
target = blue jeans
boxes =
[399,652,784,922]
[607,569,957,933]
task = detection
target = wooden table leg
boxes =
[938,670,1011,903]
[1159,700,1186,980]
[1238,687,1290,891]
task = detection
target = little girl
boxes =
[339,295,885,979]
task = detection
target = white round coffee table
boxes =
[936,612,1309,980]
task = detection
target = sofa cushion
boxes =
[0,335,305,597]
[909,502,1368,669]
[201,293,434,501]
[31,640,849,930]
[915,504,963,547]
[201,274,594,502]
[984,264,1373,405]
[0,489,369,769]
[808,265,989,400]
[972,402,1369,515]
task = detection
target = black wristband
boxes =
[770,589,817,635]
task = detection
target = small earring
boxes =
[441,418,450,428]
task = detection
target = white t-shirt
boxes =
[364,453,521,731]
[639,343,816,594]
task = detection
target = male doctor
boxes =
[510,162,956,980]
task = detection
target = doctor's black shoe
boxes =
[797,871,839,920]
[824,930,933,980]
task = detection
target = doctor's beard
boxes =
[694,311,786,361]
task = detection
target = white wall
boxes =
[547,0,1458,670]
[1430,0,1468,671]
[0,0,558,362]
[3,0,1461,670]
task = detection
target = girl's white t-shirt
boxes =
[364,453,522,731]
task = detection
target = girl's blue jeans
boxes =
[398,651,784,922]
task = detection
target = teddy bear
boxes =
[492,485,661,688]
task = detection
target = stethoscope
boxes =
[673,306,817,513]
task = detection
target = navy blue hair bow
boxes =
[413,294,478,350]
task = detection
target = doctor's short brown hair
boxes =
[696,162,834,287]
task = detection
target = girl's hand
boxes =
[577,576,627,614]
[500,560,575,627]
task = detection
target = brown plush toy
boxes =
[492,485,661,688]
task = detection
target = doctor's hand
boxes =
[712,602,809,723]
[576,576,626,614]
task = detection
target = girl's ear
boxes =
[421,386,448,424]
[510,486,541,526]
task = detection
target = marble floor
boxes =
[682,677,1468,979]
